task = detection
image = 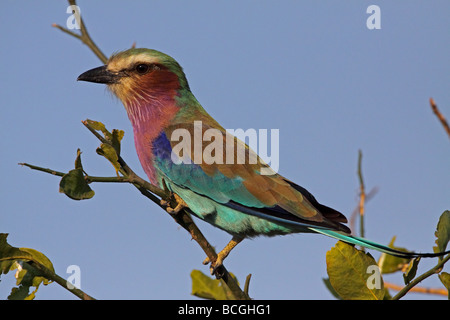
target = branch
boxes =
[21,121,249,300]
[391,253,450,300]
[51,23,81,40]
[19,162,129,183]
[349,187,378,235]
[0,256,94,300]
[430,98,450,140]
[356,150,366,239]
[384,281,448,297]
[53,0,107,63]
[25,261,95,300]
[18,163,66,177]
[81,120,168,201]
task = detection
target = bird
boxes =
[78,48,449,274]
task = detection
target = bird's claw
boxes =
[203,256,225,278]
[161,193,187,215]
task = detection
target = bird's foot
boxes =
[161,193,187,215]
[202,236,244,277]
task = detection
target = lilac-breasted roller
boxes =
[78,48,449,273]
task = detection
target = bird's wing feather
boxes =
[152,121,349,232]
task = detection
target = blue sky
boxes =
[1,1,449,300]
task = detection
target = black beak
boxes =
[77,65,121,84]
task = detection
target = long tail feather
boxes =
[309,227,450,258]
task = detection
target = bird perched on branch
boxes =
[78,48,449,274]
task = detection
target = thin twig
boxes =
[430,98,450,140]
[0,257,95,300]
[51,23,81,40]
[27,261,95,300]
[19,163,66,177]
[53,0,107,63]
[19,163,129,183]
[357,150,366,240]
[384,281,448,297]
[392,254,450,300]
[349,186,378,235]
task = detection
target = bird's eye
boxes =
[135,64,150,74]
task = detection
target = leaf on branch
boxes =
[86,119,124,154]
[86,119,124,175]
[434,210,450,260]
[85,119,107,132]
[59,149,95,200]
[378,236,412,274]
[191,269,239,300]
[326,241,386,300]
[403,257,420,285]
[96,143,121,176]
[0,234,55,300]
[110,129,124,155]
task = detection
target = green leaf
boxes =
[85,119,107,132]
[20,248,55,277]
[74,148,83,170]
[326,241,385,300]
[86,119,124,155]
[0,234,24,274]
[438,272,450,299]
[190,269,238,300]
[8,284,33,300]
[434,210,450,259]
[59,168,95,200]
[110,129,124,155]
[0,234,55,300]
[378,236,412,274]
[86,119,124,175]
[403,257,420,285]
[96,143,121,175]
[8,262,42,300]
[59,149,95,200]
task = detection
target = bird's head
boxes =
[78,48,190,106]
